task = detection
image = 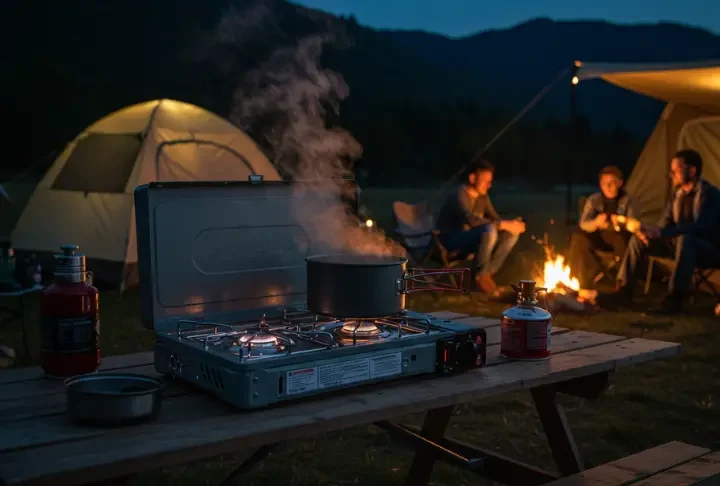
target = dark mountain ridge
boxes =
[4,0,720,176]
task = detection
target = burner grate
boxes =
[171,307,439,362]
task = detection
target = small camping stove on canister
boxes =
[500,280,552,360]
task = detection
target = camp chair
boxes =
[644,256,720,299]
[592,251,620,284]
[391,201,474,287]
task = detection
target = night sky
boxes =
[294,0,720,37]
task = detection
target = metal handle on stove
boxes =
[395,268,471,295]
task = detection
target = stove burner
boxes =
[337,320,396,343]
[230,331,290,356]
[237,332,279,347]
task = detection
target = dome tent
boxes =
[576,60,720,225]
[11,99,282,289]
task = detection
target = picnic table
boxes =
[0,311,681,486]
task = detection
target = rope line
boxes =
[432,66,572,202]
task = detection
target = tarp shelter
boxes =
[577,60,720,224]
[11,99,282,289]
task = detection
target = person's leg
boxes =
[567,230,605,288]
[438,225,492,276]
[473,224,498,276]
[599,230,631,261]
[485,229,519,276]
[649,235,719,313]
[617,236,668,295]
[670,235,719,294]
[446,224,498,293]
[438,226,488,257]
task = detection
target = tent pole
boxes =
[566,61,580,226]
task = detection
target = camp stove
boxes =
[134,180,486,410]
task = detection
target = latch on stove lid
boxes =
[248,175,264,184]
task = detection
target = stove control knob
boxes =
[456,341,478,367]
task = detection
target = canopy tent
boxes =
[11,99,282,289]
[576,60,720,224]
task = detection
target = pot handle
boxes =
[396,268,471,295]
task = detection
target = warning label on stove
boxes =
[369,352,402,378]
[319,358,369,389]
[286,367,318,395]
[315,352,404,390]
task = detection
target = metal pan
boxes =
[65,373,165,426]
[305,254,470,318]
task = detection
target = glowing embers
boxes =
[337,320,398,344]
[230,331,291,356]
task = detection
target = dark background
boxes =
[4,0,720,186]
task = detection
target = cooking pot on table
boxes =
[306,254,470,318]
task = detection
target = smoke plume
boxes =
[216,3,404,257]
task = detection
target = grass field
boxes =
[1,186,719,485]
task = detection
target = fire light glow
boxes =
[542,255,580,292]
[365,219,374,228]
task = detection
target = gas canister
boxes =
[39,245,100,377]
[500,280,552,360]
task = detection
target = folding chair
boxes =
[391,201,474,287]
[592,250,620,285]
[643,256,720,299]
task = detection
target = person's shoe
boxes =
[648,292,690,315]
[474,273,497,293]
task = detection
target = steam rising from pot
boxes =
[215,4,405,257]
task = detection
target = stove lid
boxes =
[134,179,340,332]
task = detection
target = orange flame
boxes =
[542,255,579,292]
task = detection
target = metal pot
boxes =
[65,373,165,426]
[305,254,470,318]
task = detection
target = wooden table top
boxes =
[0,311,681,486]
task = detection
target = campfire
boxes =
[542,255,579,293]
[537,249,598,313]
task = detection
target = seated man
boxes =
[567,165,639,288]
[613,149,720,313]
[436,160,526,292]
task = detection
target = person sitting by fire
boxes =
[567,165,640,288]
[436,160,526,293]
[611,149,720,313]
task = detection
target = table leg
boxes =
[218,444,278,486]
[531,385,583,475]
[403,405,455,486]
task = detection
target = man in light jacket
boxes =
[567,166,639,288]
[613,149,720,313]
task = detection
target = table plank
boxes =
[0,336,680,486]
[633,452,720,486]
[0,352,154,385]
[548,441,711,485]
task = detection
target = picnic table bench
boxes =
[0,312,682,486]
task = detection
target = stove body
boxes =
[135,180,486,410]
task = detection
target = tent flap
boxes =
[577,60,720,107]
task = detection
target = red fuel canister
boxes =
[500,280,552,360]
[40,245,100,378]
